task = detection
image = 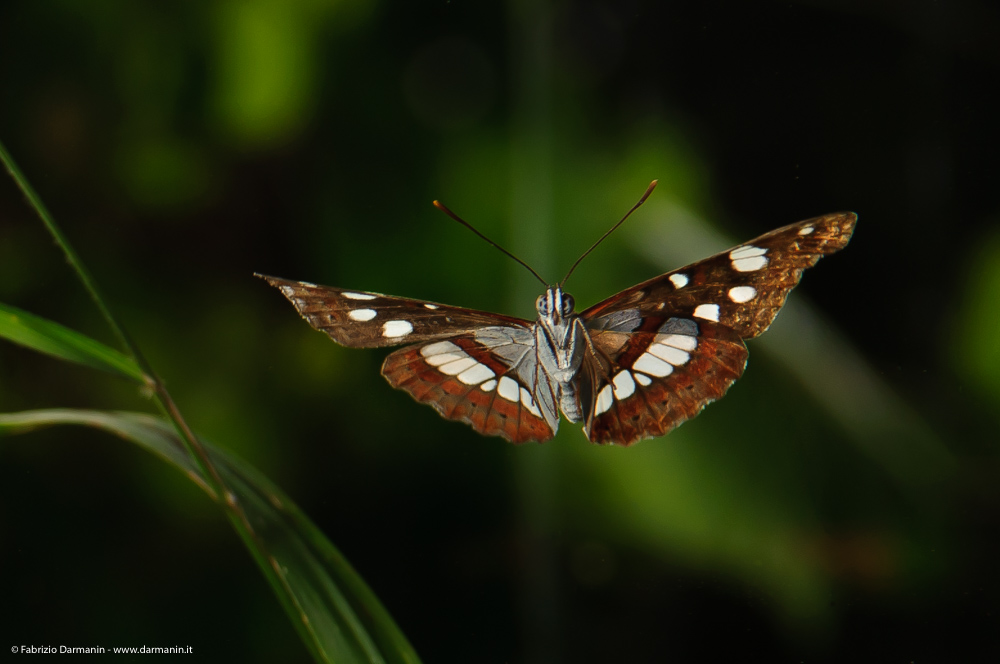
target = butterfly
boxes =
[259,183,856,446]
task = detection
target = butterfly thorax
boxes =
[534,286,586,382]
[532,286,592,424]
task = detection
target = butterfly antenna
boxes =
[433,200,549,287]
[560,180,658,287]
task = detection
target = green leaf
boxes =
[0,302,146,383]
[0,409,422,664]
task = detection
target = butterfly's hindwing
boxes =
[381,329,558,444]
[258,274,530,348]
[582,212,857,339]
[584,317,748,445]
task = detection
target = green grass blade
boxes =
[0,302,146,383]
[0,138,135,357]
[5,139,244,558]
[0,409,422,664]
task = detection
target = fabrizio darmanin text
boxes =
[15,645,193,654]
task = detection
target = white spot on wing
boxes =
[693,303,720,321]
[648,343,690,366]
[343,291,376,300]
[425,352,466,367]
[595,384,614,415]
[520,388,542,417]
[634,372,652,386]
[382,320,414,338]
[728,286,757,303]
[633,352,673,377]
[348,309,376,321]
[798,226,814,235]
[439,357,477,375]
[498,376,520,402]
[457,363,495,385]
[732,256,768,272]
[424,303,439,309]
[729,245,767,259]
[481,379,497,392]
[669,273,689,288]
[612,370,635,400]
[421,341,461,357]
[658,333,697,351]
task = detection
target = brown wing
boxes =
[258,274,531,348]
[381,332,558,444]
[260,274,556,442]
[581,212,856,339]
[583,314,749,446]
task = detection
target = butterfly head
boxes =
[536,286,575,324]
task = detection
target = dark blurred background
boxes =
[2,0,998,661]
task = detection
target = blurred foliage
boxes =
[955,224,1000,407]
[2,0,999,662]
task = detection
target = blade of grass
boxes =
[0,409,422,664]
[0,140,134,357]
[0,138,225,496]
[0,301,146,382]
[0,138,241,570]
[1,139,377,662]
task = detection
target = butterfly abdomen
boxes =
[558,381,584,423]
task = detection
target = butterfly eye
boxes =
[535,295,548,315]
[561,294,575,314]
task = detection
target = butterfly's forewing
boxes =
[583,315,748,445]
[258,274,530,348]
[582,212,857,339]
[381,331,558,443]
